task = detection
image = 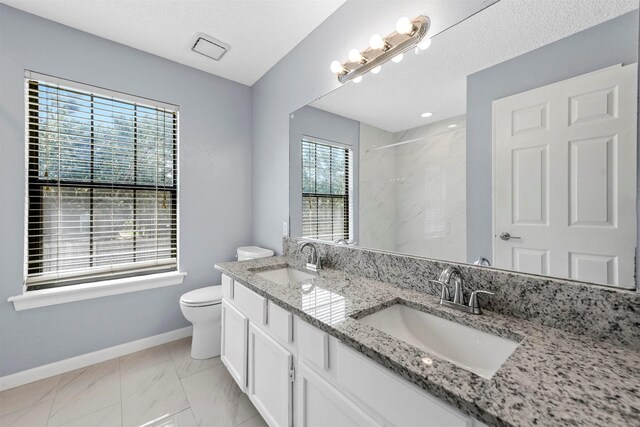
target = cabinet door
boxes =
[247,324,293,427]
[297,362,382,427]
[221,300,248,391]
[336,344,471,427]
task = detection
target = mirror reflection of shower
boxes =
[359,116,467,263]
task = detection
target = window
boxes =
[25,74,178,290]
[301,139,351,242]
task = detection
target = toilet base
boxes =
[190,323,221,359]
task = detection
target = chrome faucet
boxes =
[473,257,491,266]
[439,266,464,304]
[299,241,322,272]
[431,266,494,315]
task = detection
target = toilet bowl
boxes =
[180,246,274,360]
[179,286,223,359]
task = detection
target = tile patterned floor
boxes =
[0,338,268,427]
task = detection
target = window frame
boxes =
[301,137,353,242]
[23,71,180,292]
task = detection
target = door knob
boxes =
[499,232,521,241]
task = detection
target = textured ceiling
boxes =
[311,0,639,133]
[1,0,347,86]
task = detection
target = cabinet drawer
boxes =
[234,282,267,324]
[221,274,234,299]
[336,344,469,427]
[296,318,329,370]
[268,301,293,344]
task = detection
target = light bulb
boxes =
[371,66,381,74]
[369,34,385,50]
[448,124,458,128]
[392,53,404,63]
[348,49,363,63]
[396,17,413,35]
[330,60,344,74]
[417,38,432,50]
[420,112,433,118]
[353,76,363,83]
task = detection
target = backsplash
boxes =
[283,237,640,351]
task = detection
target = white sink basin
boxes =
[358,304,520,379]
[256,267,315,285]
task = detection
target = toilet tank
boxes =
[237,246,274,261]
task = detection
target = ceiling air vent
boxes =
[191,33,230,61]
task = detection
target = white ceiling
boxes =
[312,0,639,133]
[1,0,347,86]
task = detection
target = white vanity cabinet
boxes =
[248,323,294,427]
[219,274,489,427]
[222,276,295,427]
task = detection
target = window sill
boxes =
[8,271,187,311]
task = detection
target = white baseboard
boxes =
[0,326,193,391]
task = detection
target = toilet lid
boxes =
[237,246,274,259]
[180,286,223,306]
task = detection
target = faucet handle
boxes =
[468,290,494,314]
[429,280,451,302]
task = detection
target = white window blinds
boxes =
[301,139,351,242]
[25,74,178,290]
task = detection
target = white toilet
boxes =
[180,286,223,359]
[179,246,274,359]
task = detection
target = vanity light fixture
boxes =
[415,37,432,54]
[395,17,414,35]
[421,112,433,118]
[417,37,432,51]
[330,15,431,84]
[330,60,346,74]
[348,48,364,63]
[369,34,386,50]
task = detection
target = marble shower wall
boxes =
[283,236,640,351]
[358,117,466,261]
[393,116,466,263]
[358,123,397,251]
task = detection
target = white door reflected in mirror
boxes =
[493,64,637,287]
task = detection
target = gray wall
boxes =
[289,106,360,240]
[0,5,252,376]
[466,10,639,265]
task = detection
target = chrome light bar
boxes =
[332,15,431,84]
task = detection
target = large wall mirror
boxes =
[289,1,639,290]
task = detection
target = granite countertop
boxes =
[215,256,640,427]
